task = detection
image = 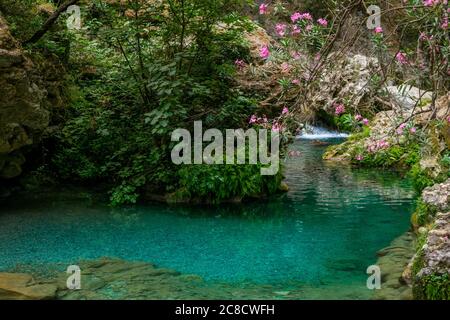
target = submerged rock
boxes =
[374,232,416,300]
[0,273,57,300]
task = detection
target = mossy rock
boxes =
[322,141,354,162]
[413,273,450,300]
[413,199,438,228]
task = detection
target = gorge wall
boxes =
[0,13,61,180]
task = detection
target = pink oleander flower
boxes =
[442,16,449,30]
[396,52,408,64]
[301,13,313,21]
[260,45,270,59]
[282,107,289,115]
[281,62,291,74]
[374,26,383,33]
[362,118,369,126]
[292,79,300,85]
[292,25,301,35]
[396,123,409,135]
[291,51,301,60]
[419,32,429,41]
[306,24,313,31]
[334,103,345,115]
[235,59,246,70]
[272,122,282,132]
[317,18,328,27]
[367,144,376,153]
[276,23,287,37]
[410,127,417,134]
[355,114,363,121]
[356,155,364,161]
[367,139,390,153]
[291,12,302,23]
[423,0,439,6]
[259,3,268,15]
[249,115,258,124]
[378,139,389,149]
[292,12,313,22]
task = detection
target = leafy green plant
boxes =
[408,163,435,192]
[413,198,438,227]
[49,0,284,207]
[177,162,283,204]
[414,273,450,300]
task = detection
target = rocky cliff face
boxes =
[410,179,450,300]
[0,15,50,179]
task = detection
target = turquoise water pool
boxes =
[0,139,416,298]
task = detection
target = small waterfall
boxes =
[297,125,349,140]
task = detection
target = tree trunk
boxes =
[24,0,80,45]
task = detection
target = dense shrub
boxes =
[48,0,283,205]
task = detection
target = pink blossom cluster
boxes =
[259,3,268,15]
[259,45,270,59]
[396,52,408,64]
[423,0,449,29]
[249,114,268,125]
[367,139,390,153]
[276,24,287,37]
[355,114,369,126]
[396,123,417,135]
[249,107,289,132]
[396,123,407,135]
[281,62,292,74]
[291,12,313,23]
[234,59,246,70]
[334,103,345,115]
[271,121,283,132]
[423,0,442,6]
[419,32,433,41]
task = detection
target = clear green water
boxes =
[0,139,416,298]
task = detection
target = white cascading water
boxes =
[297,125,349,140]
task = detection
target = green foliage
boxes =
[414,273,450,300]
[1,0,76,60]
[355,145,406,168]
[295,0,334,17]
[49,0,281,206]
[177,162,283,203]
[440,152,450,178]
[413,198,438,226]
[0,0,45,41]
[334,114,355,132]
[408,163,435,192]
[348,126,371,141]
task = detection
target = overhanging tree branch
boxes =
[24,0,80,45]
